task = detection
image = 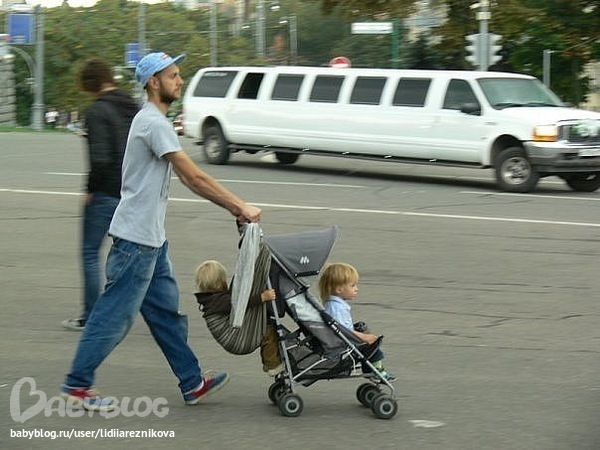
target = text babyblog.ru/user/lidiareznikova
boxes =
[10,428,176,440]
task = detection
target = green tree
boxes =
[511,0,599,105]
[405,32,444,69]
[316,0,421,18]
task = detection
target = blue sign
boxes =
[8,14,35,45]
[125,43,140,67]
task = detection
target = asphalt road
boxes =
[1,132,599,449]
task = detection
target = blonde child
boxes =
[194,260,283,376]
[318,262,394,381]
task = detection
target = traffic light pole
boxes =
[467,1,501,71]
[476,0,490,71]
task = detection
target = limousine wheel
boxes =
[494,146,539,193]
[275,152,300,165]
[563,172,600,192]
[203,125,230,165]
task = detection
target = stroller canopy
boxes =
[263,226,338,278]
[202,225,338,355]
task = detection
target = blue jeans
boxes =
[81,193,120,322]
[65,238,202,394]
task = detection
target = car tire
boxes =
[494,146,540,193]
[564,172,600,192]
[275,152,300,165]
[203,124,230,165]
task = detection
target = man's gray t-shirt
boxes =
[109,102,181,247]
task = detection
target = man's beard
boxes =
[159,86,178,105]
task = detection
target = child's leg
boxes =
[364,349,395,381]
[362,349,385,372]
[260,324,282,373]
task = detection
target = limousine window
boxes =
[350,77,387,105]
[443,79,479,110]
[309,75,344,103]
[237,72,265,99]
[478,77,562,109]
[271,74,304,101]
[392,78,431,107]
[193,71,238,98]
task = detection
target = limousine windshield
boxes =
[478,77,563,109]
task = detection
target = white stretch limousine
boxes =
[182,66,600,192]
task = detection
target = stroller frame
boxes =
[265,239,398,420]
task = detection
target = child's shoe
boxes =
[379,370,397,382]
[363,370,396,382]
[363,360,397,382]
[184,372,230,405]
[60,385,115,412]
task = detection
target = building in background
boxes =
[404,0,445,43]
[1,0,29,11]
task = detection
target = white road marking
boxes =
[409,419,446,428]
[45,172,84,176]
[1,188,82,196]
[43,172,364,189]
[2,188,600,228]
[45,172,566,186]
[217,179,365,188]
[461,191,600,201]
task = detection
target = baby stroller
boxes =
[260,226,398,419]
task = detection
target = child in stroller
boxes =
[261,226,398,419]
[194,260,284,376]
[318,262,395,381]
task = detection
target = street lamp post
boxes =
[136,3,148,102]
[210,0,217,66]
[543,49,553,87]
[138,2,146,58]
[255,0,265,58]
[31,5,44,131]
[289,15,297,65]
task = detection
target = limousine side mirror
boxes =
[460,103,481,116]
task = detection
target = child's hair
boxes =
[318,262,359,302]
[194,260,228,293]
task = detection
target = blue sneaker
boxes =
[184,373,230,405]
[379,370,396,382]
[362,369,396,382]
[60,385,116,412]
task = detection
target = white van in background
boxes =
[182,66,600,193]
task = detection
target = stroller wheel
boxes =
[268,381,287,405]
[356,383,380,407]
[371,393,398,420]
[278,393,304,417]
